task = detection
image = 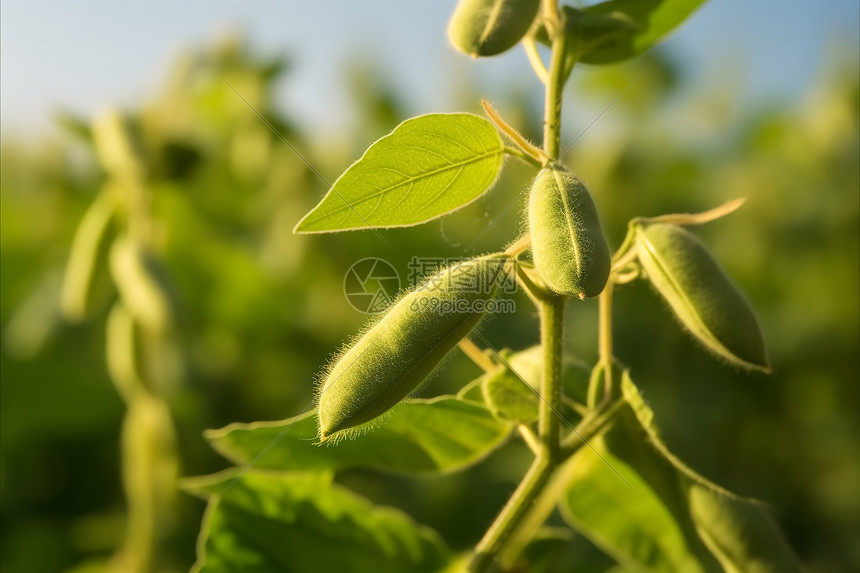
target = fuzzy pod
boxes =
[635,223,770,372]
[318,254,510,440]
[529,167,611,298]
[109,236,171,335]
[448,0,541,57]
[61,190,118,322]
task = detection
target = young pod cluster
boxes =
[448,0,541,58]
[635,223,770,372]
[318,254,510,440]
[528,166,611,299]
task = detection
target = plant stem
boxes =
[522,35,549,85]
[469,457,553,573]
[503,145,542,168]
[544,24,567,160]
[504,234,531,258]
[598,281,614,404]
[470,7,572,571]
[469,296,566,573]
[539,295,565,462]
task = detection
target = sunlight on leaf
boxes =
[558,373,802,572]
[294,113,505,232]
[206,396,512,474]
[186,471,449,573]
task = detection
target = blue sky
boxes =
[2,1,858,138]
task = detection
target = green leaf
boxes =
[559,372,801,572]
[480,346,591,423]
[187,471,449,573]
[560,420,721,573]
[538,1,706,68]
[578,0,707,64]
[686,483,805,573]
[294,113,505,233]
[516,528,621,573]
[482,347,543,424]
[623,375,802,572]
[206,396,511,474]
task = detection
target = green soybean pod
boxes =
[106,302,146,402]
[481,346,542,424]
[61,189,118,322]
[93,109,145,178]
[448,0,541,58]
[635,223,770,372]
[109,236,171,336]
[318,254,509,440]
[529,166,611,299]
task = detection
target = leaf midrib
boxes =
[313,149,502,220]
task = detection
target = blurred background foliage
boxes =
[1,32,858,573]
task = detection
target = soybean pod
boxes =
[528,166,611,299]
[318,254,510,440]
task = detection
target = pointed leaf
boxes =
[187,471,449,573]
[686,482,805,573]
[560,419,721,573]
[559,372,802,572]
[109,235,172,335]
[206,396,511,474]
[577,0,707,64]
[294,113,505,232]
[539,0,706,67]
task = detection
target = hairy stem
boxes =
[470,293,566,573]
[539,295,565,462]
[543,21,567,160]
[598,281,614,404]
[469,457,553,573]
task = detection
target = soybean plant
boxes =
[189,1,803,572]
[62,111,179,573]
